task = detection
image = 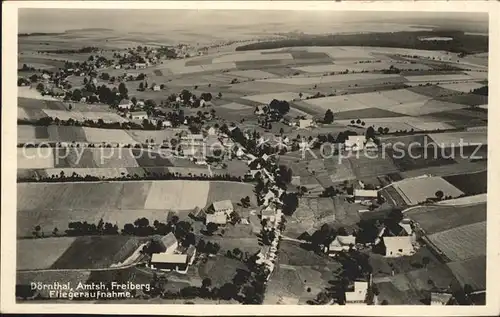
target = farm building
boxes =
[210,200,233,216]
[150,253,188,271]
[118,99,133,110]
[354,189,379,203]
[261,206,276,222]
[345,135,366,151]
[206,126,217,136]
[180,133,205,146]
[345,281,369,305]
[382,236,415,257]
[326,235,356,256]
[254,105,266,116]
[365,138,378,150]
[130,111,148,120]
[152,84,161,91]
[159,232,178,254]
[162,120,172,128]
[186,245,197,265]
[136,100,145,107]
[430,292,454,305]
[41,73,51,81]
[205,212,227,225]
[135,62,147,69]
[189,206,206,219]
[297,119,313,129]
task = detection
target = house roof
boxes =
[151,253,187,264]
[431,292,453,305]
[330,235,356,248]
[206,212,227,225]
[354,189,378,198]
[181,134,204,141]
[186,245,196,258]
[261,207,276,217]
[212,200,233,212]
[160,232,178,249]
[383,236,414,251]
[131,111,147,116]
[345,281,368,302]
[119,99,132,105]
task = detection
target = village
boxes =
[15,11,488,306]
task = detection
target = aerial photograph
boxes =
[15,9,488,305]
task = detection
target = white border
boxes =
[2,1,499,315]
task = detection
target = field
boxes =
[293,61,430,73]
[426,221,486,261]
[17,180,256,237]
[50,236,144,269]
[403,74,473,82]
[42,109,128,123]
[336,117,454,132]
[405,203,486,234]
[198,255,248,287]
[428,131,487,148]
[258,73,401,86]
[443,170,487,195]
[391,176,464,205]
[241,92,311,104]
[17,237,77,270]
[438,82,485,93]
[446,256,486,291]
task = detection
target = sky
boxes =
[19,9,488,35]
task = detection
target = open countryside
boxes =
[15,9,488,306]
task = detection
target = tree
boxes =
[52,227,59,236]
[68,104,73,111]
[324,109,334,124]
[365,126,376,139]
[131,96,137,105]
[218,283,237,300]
[422,256,430,269]
[206,222,218,235]
[36,83,45,92]
[202,278,212,289]
[139,82,145,91]
[118,82,128,97]
[377,127,384,134]
[435,190,444,200]
[383,127,390,134]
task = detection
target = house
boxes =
[345,281,369,305]
[261,206,276,222]
[205,212,227,225]
[186,245,197,265]
[118,99,133,110]
[298,119,313,129]
[158,232,178,254]
[345,135,366,151]
[211,200,234,216]
[189,206,206,219]
[326,235,356,255]
[254,105,266,116]
[153,84,161,91]
[136,100,145,107]
[162,120,172,128]
[180,134,205,146]
[353,189,378,203]
[430,292,454,305]
[130,111,148,120]
[135,62,147,69]
[150,253,188,271]
[41,73,51,81]
[383,236,415,257]
[206,126,217,136]
[365,138,378,150]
